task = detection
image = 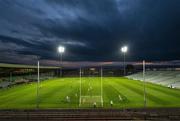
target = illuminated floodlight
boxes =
[57,45,65,77]
[58,46,65,54]
[121,46,128,53]
[121,45,128,76]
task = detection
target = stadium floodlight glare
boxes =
[58,46,65,54]
[121,46,128,53]
[57,46,65,77]
[121,46,128,76]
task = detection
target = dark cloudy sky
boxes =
[0,0,180,65]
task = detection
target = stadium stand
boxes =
[0,108,180,120]
[127,71,180,88]
[0,72,55,88]
[0,81,11,88]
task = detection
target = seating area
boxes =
[0,108,179,120]
[127,71,180,89]
[0,74,55,88]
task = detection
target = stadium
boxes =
[0,0,180,120]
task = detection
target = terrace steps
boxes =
[0,108,180,120]
[127,71,180,88]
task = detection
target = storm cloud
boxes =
[0,0,180,65]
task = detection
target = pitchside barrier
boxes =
[79,67,103,108]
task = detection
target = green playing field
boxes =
[0,77,180,109]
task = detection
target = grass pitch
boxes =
[0,77,180,109]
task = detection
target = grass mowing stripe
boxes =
[123,78,180,102]
[146,83,180,97]
[107,78,143,99]
[112,78,169,105]
[0,83,36,98]
[107,78,145,107]
[39,83,69,103]
[105,82,129,103]
[103,84,122,108]
[104,78,143,108]
[105,78,129,103]
[127,78,180,98]
[0,84,36,104]
[40,78,79,108]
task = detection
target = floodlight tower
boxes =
[121,46,128,76]
[143,60,146,108]
[58,46,65,77]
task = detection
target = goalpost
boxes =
[79,67,103,107]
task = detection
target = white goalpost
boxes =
[79,67,103,107]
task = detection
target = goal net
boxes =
[79,67,103,107]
